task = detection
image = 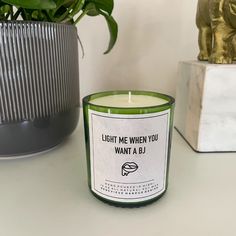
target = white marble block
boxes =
[175,61,236,152]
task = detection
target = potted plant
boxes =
[0,0,118,156]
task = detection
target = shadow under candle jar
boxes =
[83,91,175,207]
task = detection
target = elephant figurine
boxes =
[196,0,236,64]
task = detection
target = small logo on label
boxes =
[122,162,139,176]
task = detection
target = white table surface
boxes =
[1,114,236,236]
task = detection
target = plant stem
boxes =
[44,10,53,22]
[77,34,85,58]
[55,1,76,22]
[73,9,87,25]
[5,12,10,20]
[10,5,13,20]
[22,9,29,20]
[13,8,23,20]
[61,0,85,23]
[68,0,85,17]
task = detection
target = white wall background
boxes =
[78,0,199,99]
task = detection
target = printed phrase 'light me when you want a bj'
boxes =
[101,134,159,155]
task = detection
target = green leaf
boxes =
[59,0,85,23]
[84,2,99,16]
[55,0,73,8]
[2,0,56,9]
[31,10,41,19]
[82,2,117,53]
[85,0,113,15]
[99,10,118,54]
[0,1,7,6]
[0,4,10,14]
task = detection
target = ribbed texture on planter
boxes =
[0,21,80,123]
[0,21,80,156]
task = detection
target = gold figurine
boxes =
[197,0,236,64]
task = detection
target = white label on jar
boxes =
[88,109,170,203]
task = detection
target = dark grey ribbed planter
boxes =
[0,21,80,156]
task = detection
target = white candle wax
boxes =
[89,92,168,108]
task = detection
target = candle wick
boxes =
[128,91,132,103]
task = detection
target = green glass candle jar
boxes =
[83,91,175,207]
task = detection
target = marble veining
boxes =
[175,61,236,152]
